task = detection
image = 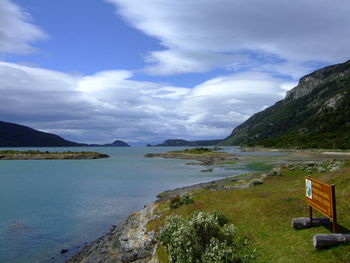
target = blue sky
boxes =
[0,0,349,145]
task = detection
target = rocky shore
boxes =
[66,174,265,263]
[67,203,158,263]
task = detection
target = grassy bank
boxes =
[148,161,350,263]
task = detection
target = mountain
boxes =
[0,121,84,147]
[102,140,130,147]
[221,59,350,149]
[148,139,222,147]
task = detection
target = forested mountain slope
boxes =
[222,60,350,149]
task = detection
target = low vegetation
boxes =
[0,150,109,159]
[159,211,255,263]
[148,160,350,262]
[245,162,274,172]
[170,147,215,155]
[169,193,194,209]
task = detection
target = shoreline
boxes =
[241,146,350,154]
[66,203,158,263]
[65,172,262,263]
[66,149,350,262]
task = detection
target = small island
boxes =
[145,147,237,165]
[0,150,109,160]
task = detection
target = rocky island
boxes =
[0,150,109,160]
[144,147,237,165]
[147,139,222,147]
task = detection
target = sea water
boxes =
[0,146,262,263]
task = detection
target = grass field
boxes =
[148,160,350,263]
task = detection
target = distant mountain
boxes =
[102,140,130,147]
[0,121,84,147]
[148,139,222,147]
[221,59,350,149]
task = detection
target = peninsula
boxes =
[144,147,237,165]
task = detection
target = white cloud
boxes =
[142,49,249,75]
[180,72,296,136]
[0,62,295,144]
[0,0,46,54]
[107,0,350,75]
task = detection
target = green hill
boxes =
[0,121,84,147]
[221,59,350,149]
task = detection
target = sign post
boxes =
[305,176,337,233]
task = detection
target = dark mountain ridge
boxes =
[0,121,131,147]
[221,59,350,149]
[0,121,84,147]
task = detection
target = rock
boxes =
[249,178,263,186]
[201,168,213,172]
[317,166,326,173]
[67,204,158,263]
[61,249,68,254]
[330,166,340,172]
[306,167,314,172]
[212,146,223,151]
[268,167,282,176]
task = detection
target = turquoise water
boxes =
[0,146,252,263]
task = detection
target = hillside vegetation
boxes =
[222,60,350,149]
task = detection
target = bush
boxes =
[249,178,264,186]
[159,211,255,263]
[169,192,194,209]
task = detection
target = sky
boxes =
[0,0,349,145]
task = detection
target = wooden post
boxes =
[292,217,330,230]
[309,206,313,226]
[313,234,350,249]
[331,184,337,233]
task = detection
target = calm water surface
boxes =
[0,146,267,263]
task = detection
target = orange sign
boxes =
[305,176,335,219]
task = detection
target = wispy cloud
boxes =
[107,0,350,75]
[0,0,47,54]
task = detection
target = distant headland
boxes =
[0,121,129,147]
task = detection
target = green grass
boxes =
[148,162,350,263]
[245,162,274,172]
[223,160,238,165]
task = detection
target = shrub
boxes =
[159,211,255,263]
[249,179,264,186]
[169,192,194,209]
